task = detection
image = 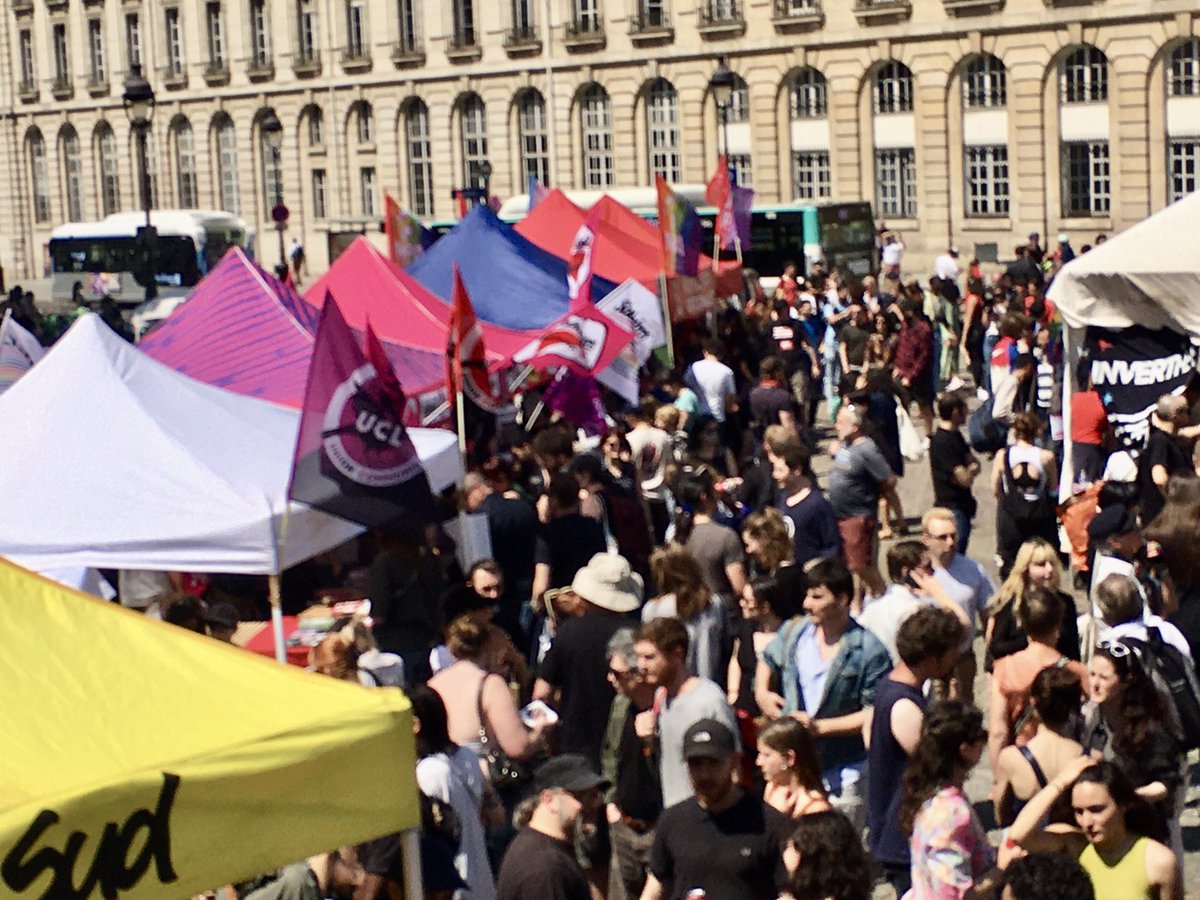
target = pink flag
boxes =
[705,156,735,251]
[566,205,601,307]
[447,265,506,413]
[512,301,635,378]
[288,293,435,529]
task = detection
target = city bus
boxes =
[49,210,250,307]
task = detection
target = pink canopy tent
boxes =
[303,238,533,362]
[140,248,445,404]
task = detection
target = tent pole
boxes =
[658,273,675,368]
[269,574,286,664]
[400,829,423,899]
[455,387,468,458]
[422,400,450,426]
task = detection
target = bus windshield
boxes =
[50,235,201,288]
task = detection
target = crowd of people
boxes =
[134,231,1200,900]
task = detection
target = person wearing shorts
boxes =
[827,404,896,604]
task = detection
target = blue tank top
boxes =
[867,677,926,865]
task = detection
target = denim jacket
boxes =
[762,615,891,771]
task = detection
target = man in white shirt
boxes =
[933,246,961,285]
[625,400,673,540]
[685,338,737,425]
[1096,572,1191,656]
[881,232,904,279]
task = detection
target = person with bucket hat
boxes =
[640,719,791,900]
[534,553,644,769]
[496,754,608,900]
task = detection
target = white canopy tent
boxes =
[0,314,461,576]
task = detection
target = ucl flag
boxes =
[288,293,435,530]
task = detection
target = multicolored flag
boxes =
[566,205,601,308]
[527,175,550,213]
[705,156,735,252]
[655,175,702,277]
[383,192,430,267]
[447,265,505,413]
[512,301,635,378]
[0,311,44,396]
[288,294,435,529]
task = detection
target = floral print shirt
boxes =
[905,786,994,899]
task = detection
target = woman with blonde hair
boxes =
[741,507,794,577]
[985,537,1080,672]
[643,543,728,682]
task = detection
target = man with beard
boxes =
[496,755,606,900]
[639,719,791,900]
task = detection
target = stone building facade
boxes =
[3,0,1199,279]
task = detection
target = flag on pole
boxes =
[543,369,608,437]
[705,156,736,251]
[0,312,44,396]
[655,175,702,277]
[566,205,601,308]
[383,192,430,267]
[732,185,755,250]
[288,295,435,529]
[527,175,550,213]
[512,302,635,378]
[447,265,506,413]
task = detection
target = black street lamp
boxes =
[709,56,735,161]
[259,108,286,270]
[122,64,157,303]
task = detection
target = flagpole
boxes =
[658,273,675,368]
[454,364,468,457]
[711,232,720,273]
[734,236,743,266]
[268,574,286,664]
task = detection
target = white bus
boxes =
[49,210,250,307]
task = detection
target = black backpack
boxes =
[968,396,1008,454]
[1121,626,1200,751]
[999,448,1054,529]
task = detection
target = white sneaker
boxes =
[976,387,989,401]
[945,376,964,392]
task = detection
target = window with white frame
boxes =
[512,0,535,36]
[637,0,667,28]
[792,151,830,201]
[580,84,613,189]
[360,166,377,216]
[215,115,240,212]
[28,130,50,223]
[297,0,318,62]
[173,118,197,208]
[875,148,917,218]
[206,2,224,66]
[88,18,105,82]
[460,95,488,188]
[250,0,270,66]
[52,24,69,85]
[61,126,83,221]
[1061,140,1110,216]
[261,125,282,209]
[728,154,751,186]
[142,131,159,208]
[346,0,366,57]
[97,123,121,215]
[964,145,1009,216]
[964,54,1006,109]
[453,0,476,45]
[874,62,913,114]
[1169,139,1200,201]
[574,0,601,32]
[647,79,681,183]
[1169,41,1200,98]
[1061,46,1107,104]
[405,100,433,216]
[164,8,184,76]
[307,107,324,147]
[356,103,374,144]
[518,91,549,187]
[125,13,141,70]
[725,76,749,124]
[790,68,826,119]
[312,168,328,218]
[397,0,418,53]
[18,29,34,87]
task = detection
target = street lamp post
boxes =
[122,64,157,303]
[709,56,735,163]
[259,108,286,272]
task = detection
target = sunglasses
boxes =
[925,531,958,542]
[608,667,637,680]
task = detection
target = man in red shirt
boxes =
[891,299,934,436]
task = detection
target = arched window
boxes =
[579,83,613,189]
[458,93,488,189]
[517,90,548,187]
[1169,40,1200,98]
[142,130,160,209]
[405,99,433,217]
[646,78,680,182]
[1061,45,1107,103]
[213,114,239,213]
[963,54,1006,109]
[259,112,283,211]
[172,117,198,208]
[27,129,50,223]
[305,105,324,147]
[95,121,120,215]
[874,61,913,114]
[60,125,83,221]
[718,73,751,186]
[789,68,827,119]
[354,101,374,144]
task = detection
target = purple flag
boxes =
[542,369,607,437]
[731,186,755,250]
[288,293,435,530]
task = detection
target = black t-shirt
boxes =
[649,790,791,900]
[479,492,539,592]
[534,512,608,588]
[841,323,869,369]
[538,608,628,767]
[749,384,795,436]
[497,827,591,900]
[760,319,809,375]
[928,427,977,516]
[1140,426,1189,524]
[614,703,664,822]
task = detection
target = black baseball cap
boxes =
[534,754,610,793]
[682,718,737,760]
[1088,504,1140,543]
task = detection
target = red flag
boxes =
[288,293,435,529]
[447,265,505,412]
[566,205,601,307]
[512,301,635,378]
[706,156,735,251]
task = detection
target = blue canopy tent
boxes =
[408,206,615,331]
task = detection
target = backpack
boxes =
[999,448,1054,529]
[600,486,653,574]
[1121,626,1200,751]
[967,396,1008,454]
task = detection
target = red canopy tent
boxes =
[303,238,534,363]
